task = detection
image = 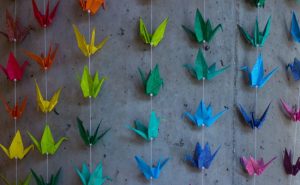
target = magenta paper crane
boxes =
[240,156,276,176]
[280,98,300,121]
[0,52,29,81]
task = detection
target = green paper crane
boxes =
[184,49,230,80]
[31,168,61,185]
[27,124,68,155]
[253,0,265,7]
[81,65,106,98]
[182,9,223,44]
[128,111,160,141]
[139,17,169,47]
[238,16,271,47]
[75,162,111,185]
[138,64,164,96]
[77,117,110,146]
[0,173,31,185]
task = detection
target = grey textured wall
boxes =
[0,0,299,185]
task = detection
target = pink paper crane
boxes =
[240,156,277,176]
[32,0,60,28]
[280,98,300,121]
[0,52,29,81]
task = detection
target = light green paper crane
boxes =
[0,173,31,185]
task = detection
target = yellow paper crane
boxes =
[35,80,62,113]
[0,130,33,160]
[72,24,109,57]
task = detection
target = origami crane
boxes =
[32,0,60,28]
[253,0,265,7]
[183,100,228,127]
[75,162,111,185]
[184,49,230,80]
[139,17,168,47]
[280,98,300,121]
[24,44,58,71]
[240,156,276,176]
[135,156,169,180]
[79,0,106,15]
[27,124,67,155]
[185,142,221,170]
[129,111,160,141]
[238,103,271,129]
[0,52,29,81]
[283,148,300,176]
[0,173,31,185]
[1,96,27,120]
[35,80,62,113]
[138,64,164,96]
[238,17,271,47]
[0,130,33,160]
[81,65,106,98]
[182,9,222,44]
[286,58,300,81]
[241,54,278,88]
[31,168,61,185]
[73,24,109,57]
[0,10,33,43]
[77,117,110,146]
[291,11,300,43]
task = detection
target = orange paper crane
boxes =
[79,0,106,15]
[1,96,27,120]
[24,44,58,71]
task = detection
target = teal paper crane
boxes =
[253,0,265,7]
[75,162,111,185]
[184,49,230,80]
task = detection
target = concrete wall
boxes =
[0,0,299,184]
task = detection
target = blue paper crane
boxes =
[241,54,278,88]
[287,58,300,81]
[291,11,300,43]
[183,100,228,127]
[185,142,221,170]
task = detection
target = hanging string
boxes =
[150,0,153,184]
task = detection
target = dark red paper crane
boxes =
[32,0,61,28]
[1,96,27,120]
[283,148,300,176]
[0,10,33,43]
[0,52,29,81]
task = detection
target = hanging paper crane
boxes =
[79,0,106,15]
[0,173,31,185]
[80,65,106,98]
[286,58,300,81]
[291,11,300,43]
[135,156,169,180]
[253,0,265,7]
[32,0,60,28]
[240,156,276,176]
[1,96,27,120]
[0,130,33,160]
[0,52,29,81]
[35,80,62,113]
[139,17,169,47]
[238,103,271,129]
[31,168,61,185]
[182,9,223,44]
[283,148,300,176]
[185,142,221,170]
[75,162,111,185]
[129,111,160,141]
[280,98,300,121]
[0,10,33,43]
[238,17,271,47]
[27,124,67,155]
[184,49,230,80]
[183,99,228,127]
[241,54,278,88]
[73,24,109,57]
[24,44,58,71]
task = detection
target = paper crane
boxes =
[0,52,29,81]
[280,98,300,121]
[1,96,27,120]
[283,148,300,176]
[0,173,31,185]
[135,156,169,180]
[291,11,300,43]
[253,0,265,7]
[240,156,276,176]
[185,142,221,170]
[31,168,61,185]
[286,58,300,81]
[241,54,278,88]
[32,0,60,27]
[79,0,106,15]
[183,99,228,127]
[75,162,111,185]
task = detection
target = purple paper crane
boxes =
[280,99,300,121]
[283,148,300,176]
[240,156,276,176]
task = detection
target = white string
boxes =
[13,1,17,185]
[253,87,258,185]
[150,0,153,184]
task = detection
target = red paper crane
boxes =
[32,0,60,28]
[0,10,33,43]
[1,96,27,120]
[24,44,58,71]
[0,52,29,81]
